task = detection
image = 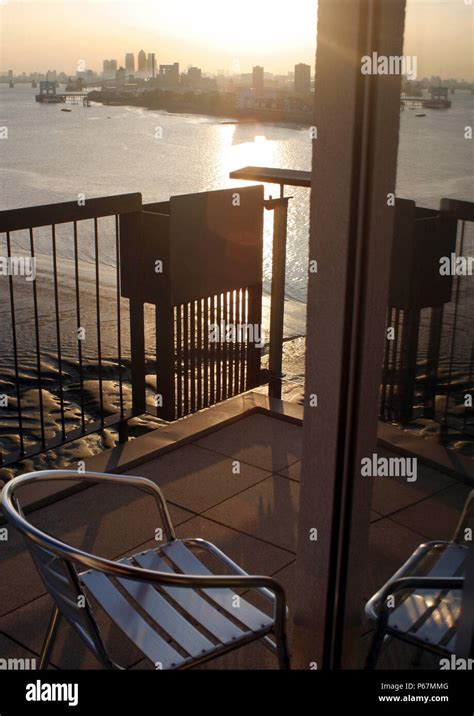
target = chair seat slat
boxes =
[135,550,245,643]
[117,558,215,658]
[161,541,273,632]
[81,571,184,669]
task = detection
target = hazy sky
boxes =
[0,0,472,79]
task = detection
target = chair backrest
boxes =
[1,472,136,668]
[453,490,474,547]
[28,540,113,666]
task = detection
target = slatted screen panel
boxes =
[156,287,262,420]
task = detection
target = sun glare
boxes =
[137,0,316,59]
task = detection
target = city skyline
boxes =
[1,0,473,80]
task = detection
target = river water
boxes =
[0,85,472,469]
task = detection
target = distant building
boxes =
[147,53,156,79]
[125,53,135,74]
[252,66,264,94]
[159,62,180,87]
[102,60,117,79]
[187,67,202,86]
[116,67,126,86]
[46,69,57,82]
[137,50,147,75]
[294,63,311,94]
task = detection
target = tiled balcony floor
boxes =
[0,411,470,670]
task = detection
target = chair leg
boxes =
[365,626,387,670]
[411,645,424,668]
[39,605,61,670]
[276,632,291,670]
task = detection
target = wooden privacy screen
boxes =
[120,186,265,420]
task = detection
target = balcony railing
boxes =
[0,173,472,473]
[231,167,473,451]
[0,187,289,470]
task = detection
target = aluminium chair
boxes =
[365,490,474,669]
[1,470,290,670]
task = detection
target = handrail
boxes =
[0,193,142,232]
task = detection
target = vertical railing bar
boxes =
[210,295,216,405]
[29,228,46,447]
[6,231,25,456]
[228,290,235,397]
[444,220,465,424]
[73,221,85,431]
[115,215,124,418]
[190,300,196,412]
[94,218,104,425]
[216,294,222,402]
[222,291,229,400]
[234,288,240,395]
[203,297,209,408]
[154,303,159,414]
[241,288,248,393]
[238,288,244,393]
[51,224,66,439]
[183,302,189,414]
[197,298,203,410]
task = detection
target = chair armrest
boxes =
[365,540,453,621]
[373,575,465,630]
[2,469,176,541]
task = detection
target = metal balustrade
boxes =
[0,175,472,471]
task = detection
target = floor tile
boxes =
[127,444,271,513]
[203,475,300,552]
[366,517,426,604]
[387,483,471,540]
[197,414,302,472]
[370,447,455,515]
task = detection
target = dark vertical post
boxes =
[293,0,406,669]
[176,305,183,417]
[424,305,444,419]
[267,198,289,399]
[120,211,146,416]
[399,308,420,424]
[246,284,262,389]
[156,306,176,420]
[129,298,146,415]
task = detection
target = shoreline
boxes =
[87,90,313,127]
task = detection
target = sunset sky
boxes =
[0,0,472,79]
